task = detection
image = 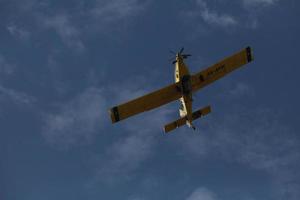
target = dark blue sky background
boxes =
[1,0,300,199]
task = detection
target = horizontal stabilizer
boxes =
[192,105,211,121]
[164,105,211,133]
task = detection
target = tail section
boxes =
[191,105,211,121]
[164,105,211,133]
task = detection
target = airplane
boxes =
[109,47,254,133]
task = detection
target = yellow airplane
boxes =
[109,47,253,133]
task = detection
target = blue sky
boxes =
[0,0,300,199]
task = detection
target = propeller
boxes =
[169,47,192,64]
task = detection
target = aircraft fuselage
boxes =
[174,54,195,129]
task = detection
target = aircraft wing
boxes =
[109,82,182,123]
[191,47,253,92]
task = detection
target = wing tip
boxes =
[246,46,254,63]
[109,106,120,123]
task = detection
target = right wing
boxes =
[191,47,253,92]
[109,82,182,123]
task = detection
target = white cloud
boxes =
[95,104,172,183]
[242,0,281,28]
[42,87,106,148]
[97,131,155,183]
[186,187,218,200]
[201,10,237,27]
[0,55,15,76]
[4,0,150,48]
[42,14,85,51]
[185,0,282,32]
[179,107,300,199]
[82,82,174,184]
[91,0,148,22]
[128,197,147,200]
[0,55,35,107]
[228,82,253,97]
[0,85,36,106]
[243,0,279,7]
[15,0,46,11]
[43,81,173,187]
[7,24,31,41]
[189,0,237,28]
[218,82,255,100]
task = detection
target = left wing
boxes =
[191,47,253,92]
[109,82,182,123]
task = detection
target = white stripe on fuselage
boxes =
[174,54,193,127]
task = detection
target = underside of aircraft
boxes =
[109,47,254,133]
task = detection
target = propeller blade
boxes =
[182,54,192,59]
[179,47,184,54]
[169,50,176,55]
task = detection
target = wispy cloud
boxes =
[42,87,106,149]
[127,197,147,200]
[218,82,255,100]
[0,85,36,106]
[3,1,84,51]
[94,101,172,184]
[96,131,155,183]
[242,0,281,28]
[179,107,300,199]
[186,187,218,200]
[42,14,85,52]
[196,0,237,28]
[185,0,237,29]
[201,10,237,28]
[4,0,150,52]
[7,24,31,41]
[40,78,172,186]
[185,0,282,32]
[0,55,15,76]
[77,82,173,184]
[0,54,35,107]
[40,74,172,150]
[243,0,280,7]
[227,82,253,97]
[91,0,148,23]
